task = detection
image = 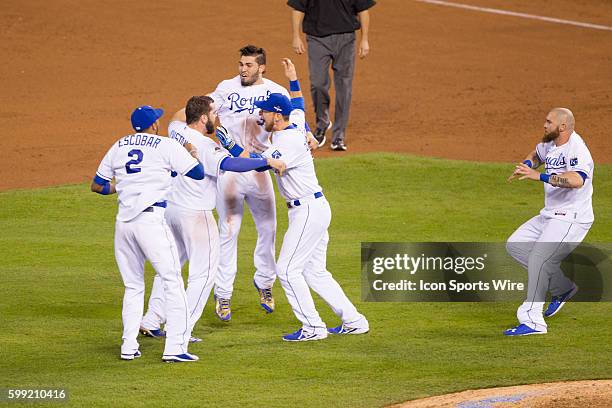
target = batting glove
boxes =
[215,126,235,150]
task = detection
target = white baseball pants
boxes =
[114,207,190,356]
[506,215,591,331]
[141,206,219,335]
[214,171,277,299]
[277,197,368,334]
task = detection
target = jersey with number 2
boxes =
[95,133,199,222]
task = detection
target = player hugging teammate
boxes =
[92,45,367,363]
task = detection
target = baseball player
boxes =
[505,108,594,336]
[216,92,369,341]
[139,96,286,341]
[209,45,291,321]
[91,105,202,362]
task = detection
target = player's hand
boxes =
[281,58,298,81]
[508,162,539,182]
[267,158,287,176]
[293,36,305,55]
[306,132,319,152]
[358,39,370,59]
[215,125,235,149]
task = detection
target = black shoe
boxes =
[314,122,332,147]
[330,141,347,151]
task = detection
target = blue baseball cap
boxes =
[131,105,164,131]
[254,93,293,116]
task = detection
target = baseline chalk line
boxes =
[415,0,612,32]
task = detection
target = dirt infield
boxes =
[392,380,612,408]
[1,0,611,191]
[1,2,610,406]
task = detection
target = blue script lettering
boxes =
[227,91,271,114]
[546,155,566,167]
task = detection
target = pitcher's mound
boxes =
[392,380,612,408]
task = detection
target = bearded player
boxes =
[139,96,286,341]
[209,45,291,321]
[505,108,594,336]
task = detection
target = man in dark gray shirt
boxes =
[288,0,376,151]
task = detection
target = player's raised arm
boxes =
[281,58,318,150]
[282,58,300,98]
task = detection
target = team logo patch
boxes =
[271,150,282,159]
[274,105,282,112]
[570,157,578,166]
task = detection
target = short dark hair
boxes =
[239,45,266,65]
[185,95,214,125]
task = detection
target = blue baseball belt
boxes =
[286,192,323,209]
[142,201,167,213]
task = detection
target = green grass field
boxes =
[1,153,610,407]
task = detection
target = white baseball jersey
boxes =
[167,121,229,211]
[210,76,290,153]
[95,131,198,357]
[211,76,288,300]
[263,123,368,335]
[535,131,594,223]
[290,108,307,134]
[261,125,322,201]
[95,133,199,221]
[141,124,225,338]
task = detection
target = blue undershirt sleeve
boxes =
[291,97,305,111]
[228,144,244,157]
[93,174,109,186]
[220,157,269,172]
[185,162,205,180]
[92,175,112,195]
[576,171,587,182]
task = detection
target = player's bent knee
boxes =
[305,268,331,280]
[275,263,298,281]
[123,280,145,291]
[506,241,524,259]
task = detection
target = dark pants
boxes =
[307,32,356,144]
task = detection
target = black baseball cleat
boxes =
[314,122,332,147]
[330,141,347,151]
